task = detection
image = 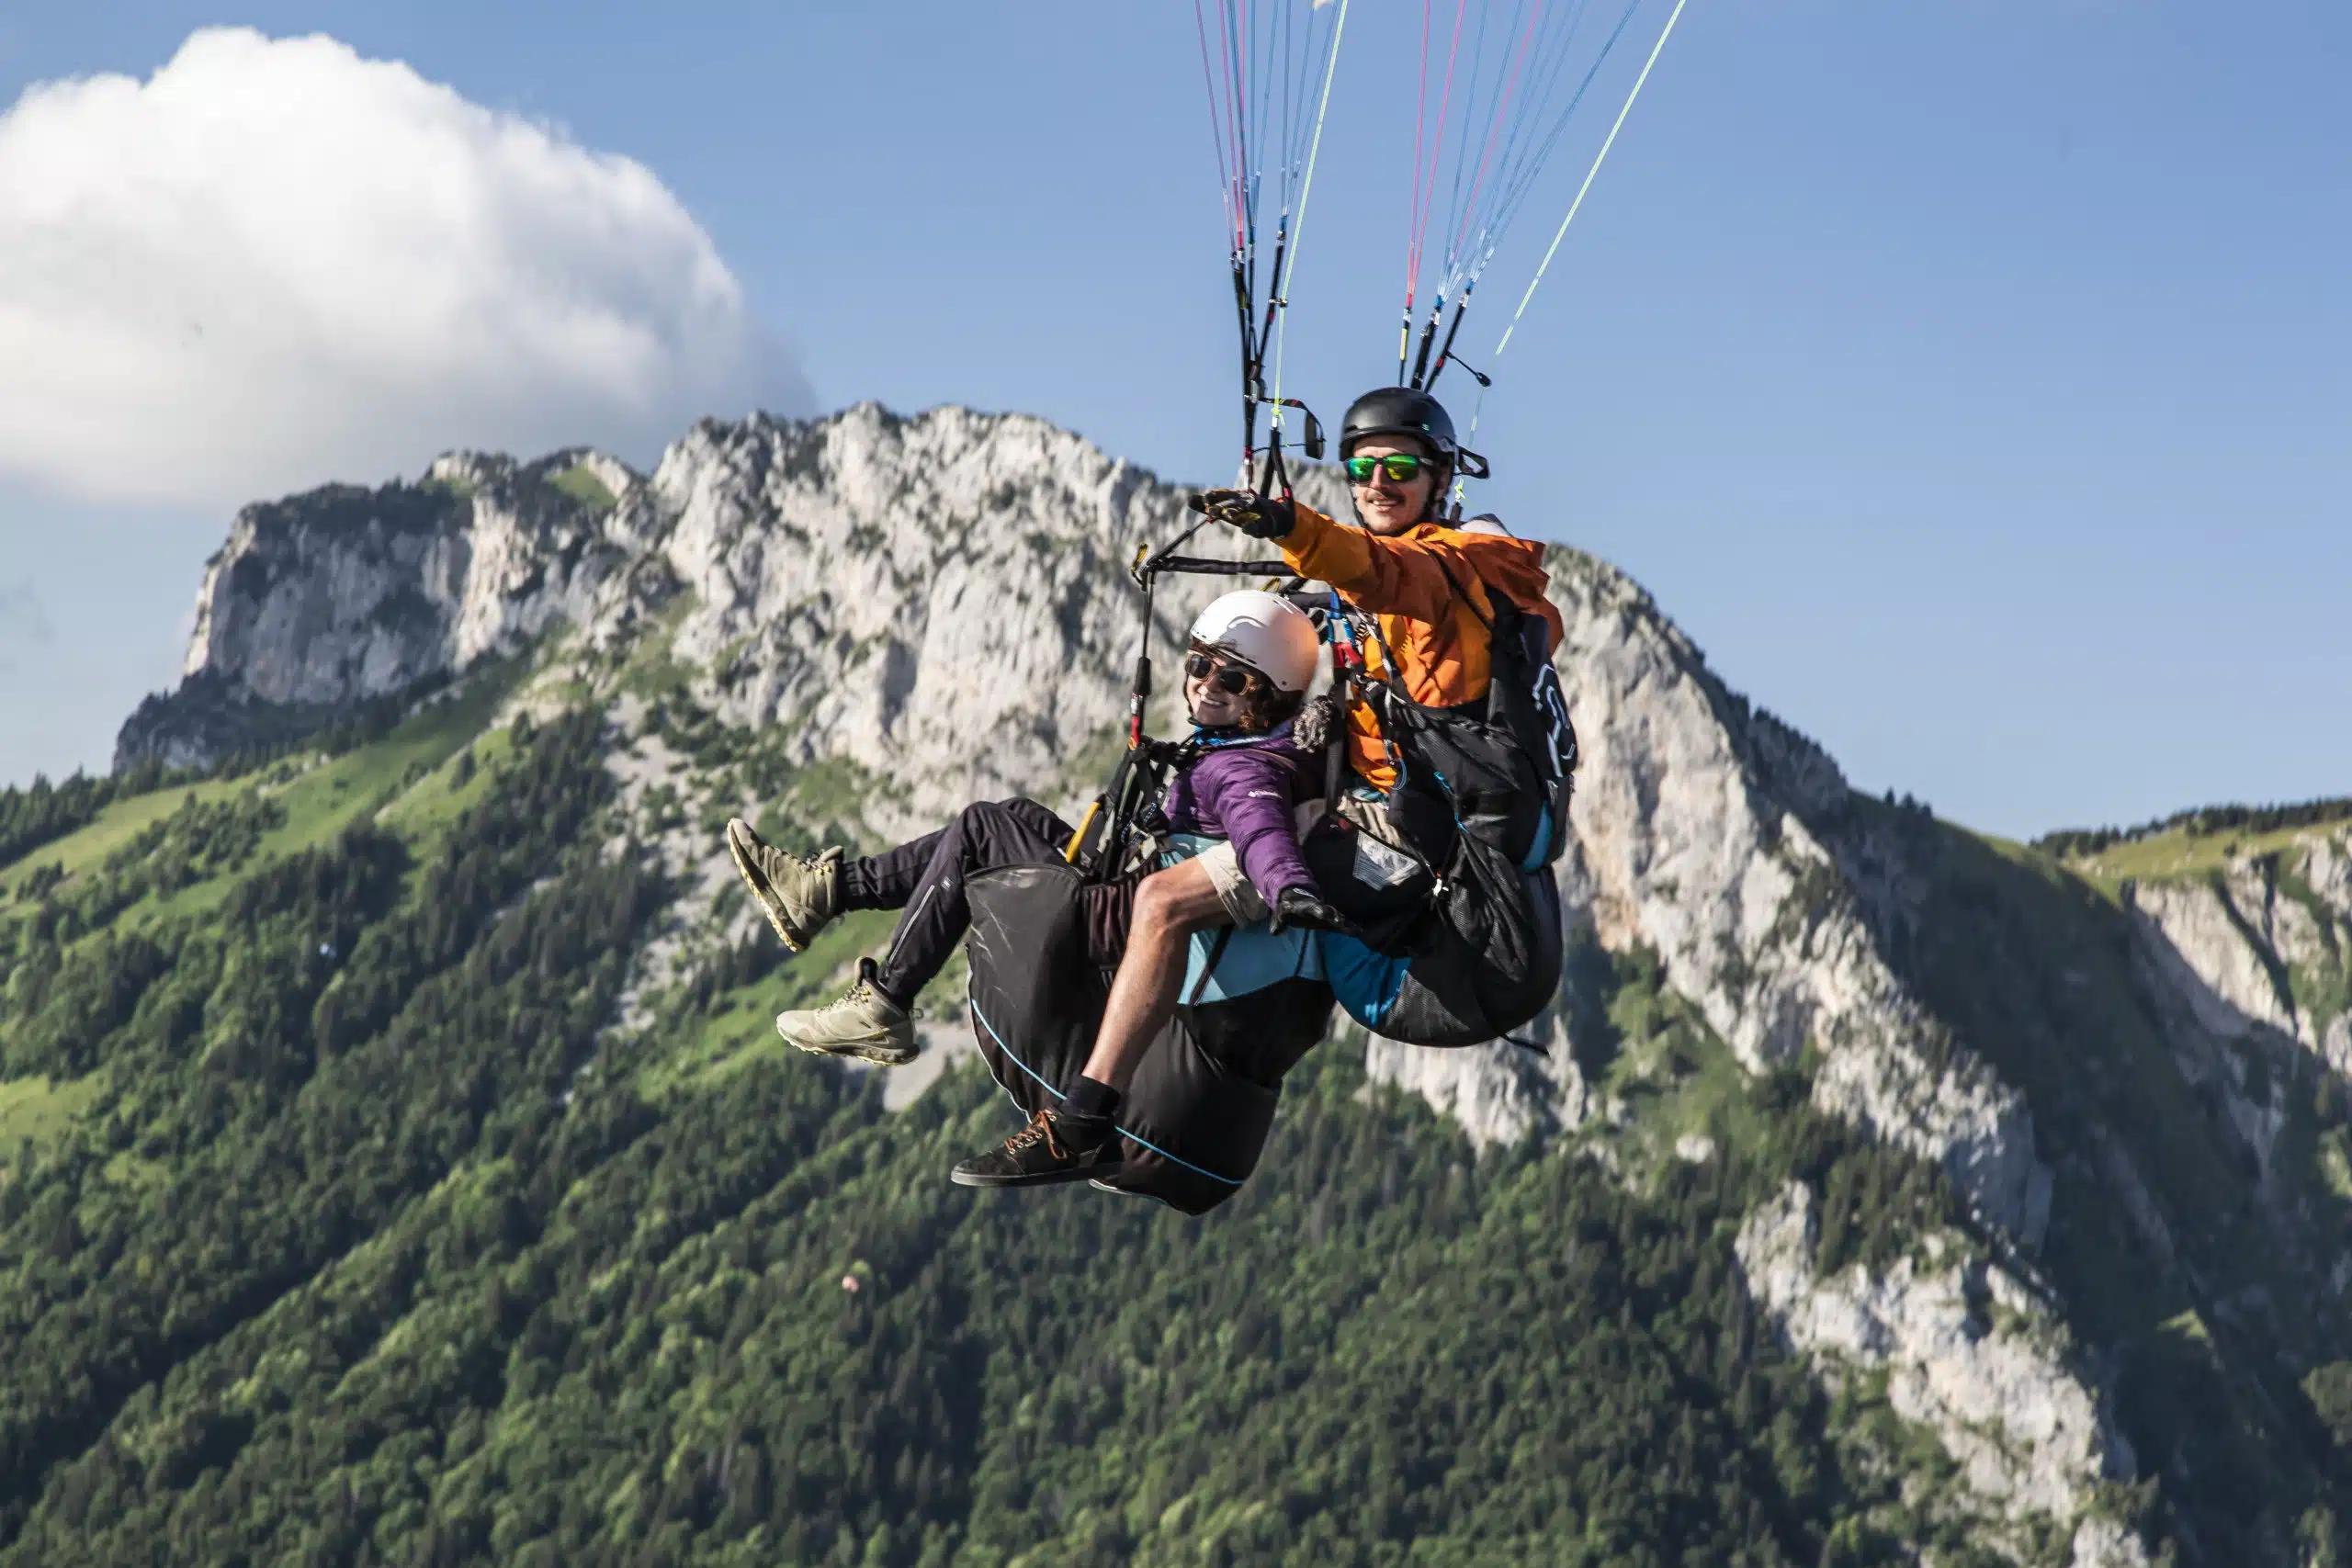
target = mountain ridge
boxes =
[6,400,2347,1564]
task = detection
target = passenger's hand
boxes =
[1268,885,1357,936]
[1188,488,1296,541]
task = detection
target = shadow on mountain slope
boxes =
[1840,797,2352,1563]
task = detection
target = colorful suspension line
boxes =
[1195,0,1350,491]
[1444,0,1689,506]
[1402,0,1653,394]
[1493,0,1690,359]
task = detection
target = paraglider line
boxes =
[1495,0,1688,358]
[1270,0,1351,425]
[1408,0,1472,331]
[1403,0,1435,378]
[1436,0,1502,288]
[1465,0,1640,296]
[1220,0,1248,237]
[1446,0,1543,276]
[1491,0,1643,241]
[1192,0,1237,241]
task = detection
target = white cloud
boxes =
[0,28,800,509]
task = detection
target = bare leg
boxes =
[1080,858,1231,1094]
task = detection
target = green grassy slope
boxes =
[2063,818,2344,898]
[0,656,527,909]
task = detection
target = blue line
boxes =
[1113,1120,1248,1187]
[967,1000,1245,1187]
[969,1000,1064,1100]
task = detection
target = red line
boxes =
[1406,0,1432,310]
[1217,0,1245,244]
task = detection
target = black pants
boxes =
[843,797,1073,1004]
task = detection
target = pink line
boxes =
[1409,0,1471,315]
[1193,0,1235,241]
[1452,0,1545,268]
[1232,1,1250,243]
[1406,0,1432,310]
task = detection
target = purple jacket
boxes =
[1161,728,1320,907]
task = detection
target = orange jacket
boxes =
[1276,506,1566,789]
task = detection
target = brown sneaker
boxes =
[725,818,842,952]
[950,1106,1124,1188]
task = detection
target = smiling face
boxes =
[1184,648,1261,730]
[1350,436,1442,536]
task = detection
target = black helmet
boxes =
[1339,386,1490,483]
[1340,387,1457,461]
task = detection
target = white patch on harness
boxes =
[1351,835,1420,890]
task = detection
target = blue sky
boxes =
[1,1,2345,837]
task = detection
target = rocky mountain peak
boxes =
[92,401,2352,1563]
[119,401,2040,1224]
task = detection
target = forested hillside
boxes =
[1,704,1968,1567]
[4,403,2349,1565]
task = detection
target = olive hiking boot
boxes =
[951,1107,1124,1188]
[726,818,842,952]
[774,960,919,1066]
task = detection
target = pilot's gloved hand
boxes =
[1268,884,1357,936]
[1188,488,1296,541]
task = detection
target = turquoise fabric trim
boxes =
[1521,804,1554,872]
[1160,833,1324,1002]
[1181,924,1322,1002]
[1318,931,1410,1029]
[1160,831,1220,865]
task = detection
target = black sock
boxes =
[1062,1075,1121,1122]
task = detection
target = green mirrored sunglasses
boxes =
[1345,452,1432,484]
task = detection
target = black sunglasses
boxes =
[1185,650,1264,694]
[1345,452,1432,484]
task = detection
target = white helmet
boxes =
[1188,591,1319,694]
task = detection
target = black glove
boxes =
[1268,884,1357,936]
[1188,487,1296,541]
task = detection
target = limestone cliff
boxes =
[1736,1182,2148,1566]
[127,405,2043,1228]
[117,401,2350,1564]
